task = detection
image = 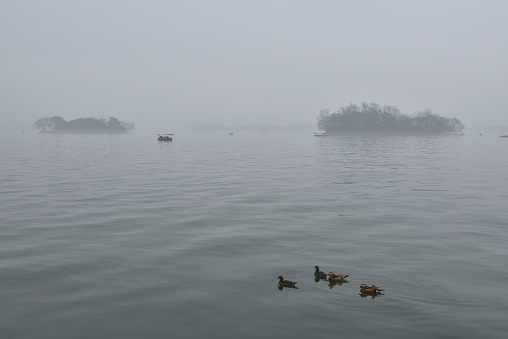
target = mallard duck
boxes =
[278,276,298,288]
[359,284,383,293]
[328,272,349,282]
[314,266,327,278]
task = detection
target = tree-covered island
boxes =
[32,116,134,133]
[317,102,464,134]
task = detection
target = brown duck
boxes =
[359,284,383,293]
[328,272,349,282]
[314,266,327,279]
[278,276,298,288]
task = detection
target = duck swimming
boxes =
[314,266,327,279]
[327,272,349,282]
[277,276,298,288]
[359,284,383,293]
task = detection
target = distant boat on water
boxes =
[157,134,173,141]
[501,133,508,138]
[314,132,328,137]
[229,132,234,135]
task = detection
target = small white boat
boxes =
[157,133,173,141]
[314,132,328,137]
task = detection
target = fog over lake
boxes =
[1,0,508,132]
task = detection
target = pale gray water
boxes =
[1,131,507,338]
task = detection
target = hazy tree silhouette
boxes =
[316,102,464,134]
[32,116,134,133]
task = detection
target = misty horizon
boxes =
[1,1,507,132]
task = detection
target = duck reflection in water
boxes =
[278,285,299,291]
[359,291,384,299]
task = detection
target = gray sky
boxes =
[1,0,507,131]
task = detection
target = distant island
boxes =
[32,116,134,133]
[317,102,465,134]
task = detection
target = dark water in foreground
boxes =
[1,131,507,338]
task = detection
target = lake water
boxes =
[1,130,507,338]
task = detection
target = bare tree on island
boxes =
[316,102,465,134]
[32,116,135,133]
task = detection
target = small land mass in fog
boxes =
[317,102,465,135]
[32,116,135,134]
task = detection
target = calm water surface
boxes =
[1,131,507,338]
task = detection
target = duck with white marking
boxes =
[328,272,349,283]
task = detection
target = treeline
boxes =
[317,102,464,134]
[32,116,134,133]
